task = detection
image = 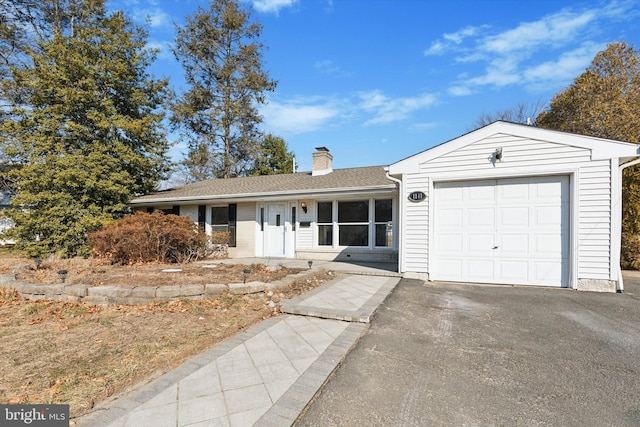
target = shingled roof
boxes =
[130,165,397,205]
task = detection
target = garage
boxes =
[432,176,570,287]
[388,121,640,292]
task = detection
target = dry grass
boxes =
[8,256,302,287]
[0,250,336,419]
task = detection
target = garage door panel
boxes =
[466,182,496,202]
[499,206,529,227]
[434,175,569,287]
[499,180,530,201]
[534,234,564,255]
[435,208,463,227]
[437,258,464,280]
[534,179,569,201]
[500,233,529,254]
[497,260,529,282]
[535,205,566,226]
[533,261,564,285]
[436,234,463,252]
[467,208,495,227]
[466,259,494,281]
[467,234,494,253]
[437,185,464,203]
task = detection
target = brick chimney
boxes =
[312,147,333,176]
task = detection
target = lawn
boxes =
[0,251,334,419]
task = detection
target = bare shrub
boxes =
[88,212,212,264]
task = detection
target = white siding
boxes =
[419,134,591,174]
[404,175,429,273]
[296,200,315,249]
[400,133,614,282]
[578,161,610,279]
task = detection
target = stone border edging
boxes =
[0,270,317,305]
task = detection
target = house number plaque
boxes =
[408,191,426,202]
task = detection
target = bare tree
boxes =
[471,101,546,130]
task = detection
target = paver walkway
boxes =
[76,271,400,427]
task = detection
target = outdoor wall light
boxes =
[243,268,251,283]
[308,260,313,269]
[495,148,503,161]
[301,201,308,213]
[57,269,68,283]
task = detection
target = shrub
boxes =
[88,212,213,264]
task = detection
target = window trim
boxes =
[316,201,333,246]
[315,198,394,249]
[211,204,237,247]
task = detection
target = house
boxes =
[131,121,640,292]
[387,121,639,292]
[130,147,399,263]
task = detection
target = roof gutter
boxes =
[385,167,403,274]
[616,157,640,293]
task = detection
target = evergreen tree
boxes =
[172,0,276,180]
[249,134,294,176]
[536,42,640,267]
[1,0,170,256]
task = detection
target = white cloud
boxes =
[424,25,488,56]
[261,99,339,134]
[252,0,298,14]
[260,89,438,135]
[523,41,604,89]
[146,40,174,60]
[359,90,437,125]
[314,59,352,77]
[424,40,446,56]
[408,122,439,132]
[481,9,596,55]
[431,2,636,94]
[443,25,488,44]
[129,7,170,28]
[448,86,474,97]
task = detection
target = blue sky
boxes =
[107,0,640,172]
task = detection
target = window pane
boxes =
[211,207,228,225]
[338,201,368,222]
[339,225,368,246]
[375,223,393,247]
[375,199,392,222]
[211,225,229,244]
[318,225,333,246]
[317,202,332,223]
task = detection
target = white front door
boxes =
[432,176,570,287]
[265,203,286,257]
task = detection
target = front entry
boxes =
[265,203,286,257]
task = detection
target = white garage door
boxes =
[433,176,569,287]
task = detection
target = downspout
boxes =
[617,157,640,293]
[385,167,403,274]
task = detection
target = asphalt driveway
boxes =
[296,278,640,426]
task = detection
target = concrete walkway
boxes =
[76,264,400,427]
